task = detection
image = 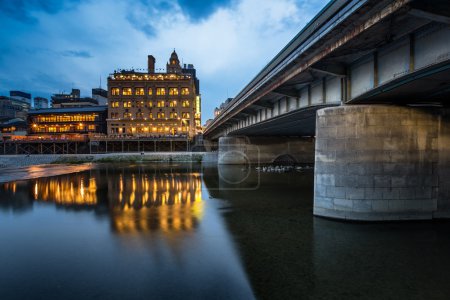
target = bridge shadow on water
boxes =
[203,164,450,300]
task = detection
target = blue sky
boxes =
[0,0,328,122]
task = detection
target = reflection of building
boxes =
[27,106,108,136]
[33,175,98,205]
[51,89,99,108]
[109,172,203,233]
[33,97,49,109]
[107,50,202,138]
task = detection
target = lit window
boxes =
[123,112,132,119]
[148,88,153,95]
[157,112,165,119]
[169,88,179,96]
[135,88,144,95]
[149,113,153,119]
[111,88,120,96]
[136,112,143,119]
[88,125,96,130]
[123,101,132,108]
[170,112,178,119]
[157,101,165,108]
[136,101,144,108]
[156,87,166,96]
[111,101,119,108]
[147,101,153,107]
[181,88,190,95]
[182,100,190,107]
[169,100,177,107]
[122,88,132,95]
[182,112,190,118]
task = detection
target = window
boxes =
[157,112,165,119]
[169,100,177,107]
[182,100,190,107]
[181,88,190,95]
[88,125,96,131]
[169,88,179,96]
[123,112,132,119]
[122,88,132,95]
[147,101,153,107]
[156,87,166,96]
[110,112,119,119]
[182,112,190,118]
[135,88,144,95]
[149,113,153,119]
[157,100,165,108]
[124,101,132,108]
[148,88,153,95]
[170,112,178,119]
[111,101,119,108]
[136,112,143,119]
[136,101,144,108]
[111,88,120,95]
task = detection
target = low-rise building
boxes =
[51,89,99,108]
[27,106,107,137]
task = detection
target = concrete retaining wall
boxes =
[0,152,211,168]
[314,105,450,221]
[218,136,315,165]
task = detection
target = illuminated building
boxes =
[107,50,202,138]
[27,106,107,136]
[10,90,31,106]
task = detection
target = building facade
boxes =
[34,97,49,109]
[107,51,201,138]
[51,89,99,108]
[27,106,107,136]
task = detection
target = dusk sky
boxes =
[0,0,328,122]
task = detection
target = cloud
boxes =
[61,50,92,58]
[0,0,328,121]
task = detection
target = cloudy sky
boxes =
[0,0,328,121]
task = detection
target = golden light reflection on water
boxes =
[1,169,204,234]
[110,172,203,233]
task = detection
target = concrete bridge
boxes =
[204,0,450,221]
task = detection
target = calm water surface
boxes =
[2,163,450,300]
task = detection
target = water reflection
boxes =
[0,164,254,299]
[1,165,204,234]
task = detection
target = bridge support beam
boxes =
[314,105,450,221]
[218,136,314,165]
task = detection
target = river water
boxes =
[1,163,450,299]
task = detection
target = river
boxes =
[1,163,450,299]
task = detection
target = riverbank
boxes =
[0,152,217,168]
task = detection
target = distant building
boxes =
[107,50,202,138]
[0,96,30,122]
[214,98,233,117]
[92,88,108,106]
[10,91,32,106]
[33,97,49,109]
[0,118,27,138]
[51,89,99,108]
[27,106,108,136]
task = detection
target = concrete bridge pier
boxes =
[218,136,315,165]
[314,105,450,221]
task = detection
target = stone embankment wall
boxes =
[218,136,314,165]
[314,105,450,221]
[0,152,216,168]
